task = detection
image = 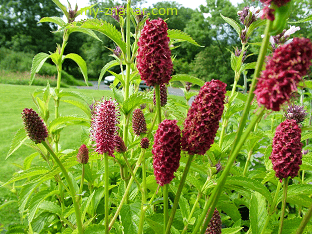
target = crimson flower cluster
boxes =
[77,144,89,164]
[140,137,150,149]
[137,18,173,86]
[205,208,222,234]
[181,80,227,155]
[132,109,147,136]
[270,119,302,181]
[152,119,181,186]
[153,84,167,107]
[22,108,48,144]
[115,135,127,153]
[255,38,312,111]
[90,99,119,157]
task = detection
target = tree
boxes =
[0,0,62,53]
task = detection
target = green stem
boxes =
[77,164,85,203]
[165,154,195,234]
[296,202,312,234]
[104,153,109,234]
[192,19,272,234]
[243,150,253,176]
[155,85,162,124]
[42,141,83,234]
[163,184,169,234]
[278,177,289,234]
[122,152,141,191]
[138,153,147,234]
[261,180,282,234]
[109,149,146,230]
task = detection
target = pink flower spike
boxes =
[90,98,119,157]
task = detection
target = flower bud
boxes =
[140,137,150,149]
[153,84,167,107]
[285,105,307,123]
[205,208,222,234]
[115,135,127,153]
[22,108,48,144]
[77,144,89,164]
[132,109,147,136]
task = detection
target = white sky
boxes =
[60,0,244,16]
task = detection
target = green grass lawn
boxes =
[0,84,111,229]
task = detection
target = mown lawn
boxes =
[0,84,110,229]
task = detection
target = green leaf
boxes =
[0,200,17,211]
[39,17,66,27]
[30,53,50,85]
[66,26,101,42]
[218,194,241,222]
[112,86,124,104]
[221,227,244,234]
[84,224,106,233]
[23,153,39,170]
[220,14,242,36]
[146,216,164,234]
[289,14,312,23]
[120,203,140,234]
[94,187,105,212]
[81,191,95,221]
[79,19,127,55]
[246,19,266,39]
[170,74,205,86]
[52,0,69,19]
[242,62,257,71]
[301,131,312,141]
[6,128,27,159]
[48,116,90,133]
[39,200,62,215]
[18,183,38,216]
[63,53,88,85]
[225,177,273,204]
[179,195,190,224]
[167,29,201,46]
[277,184,312,205]
[28,189,59,223]
[122,92,151,115]
[250,192,268,234]
[76,4,98,18]
[60,99,91,117]
[98,60,120,88]
[58,90,91,103]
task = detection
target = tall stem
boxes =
[163,184,169,234]
[42,141,83,234]
[243,150,253,176]
[77,164,85,203]
[109,149,146,230]
[296,202,312,234]
[278,177,289,234]
[104,153,109,234]
[165,154,195,234]
[192,19,272,234]
[138,153,147,234]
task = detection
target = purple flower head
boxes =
[152,119,181,186]
[22,108,48,144]
[132,109,147,136]
[90,98,119,157]
[181,80,227,155]
[140,137,150,149]
[285,104,308,123]
[270,119,302,181]
[112,5,125,22]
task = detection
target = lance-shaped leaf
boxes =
[6,128,27,159]
[49,116,90,133]
[170,74,205,86]
[79,19,127,55]
[52,0,69,19]
[250,192,268,234]
[167,29,201,46]
[63,53,88,85]
[246,19,266,39]
[220,14,242,36]
[98,60,120,88]
[30,53,50,85]
[66,26,101,42]
[39,17,66,27]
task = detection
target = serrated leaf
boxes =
[60,99,91,117]
[250,192,268,234]
[246,19,266,39]
[242,62,257,71]
[23,153,39,170]
[122,92,151,115]
[220,14,242,36]
[18,183,38,216]
[179,195,190,224]
[0,200,17,211]
[39,17,66,27]
[48,116,90,133]
[221,227,244,234]
[76,4,98,19]
[84,224,106,233]
[28,189,58,223]
[120,203,140,234]
[277,184,312,205]
[167,29,201,46]
[39,200,62,215]
[146,217,164,234]
[30,53,50,85]
[81,191,95,221]
[98,60,120,88]
[66,26,101,42]
[112,86,124,104]
[58,90,90,103]
[170,74,205,86]
[225,177,273,204]
[6,128,28,159]
[79,19,127,55]
[52,0,69,19]
[94,187,105,212]
[63,53,88,85]
[1,167,49,187]
[302,131,312,141]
